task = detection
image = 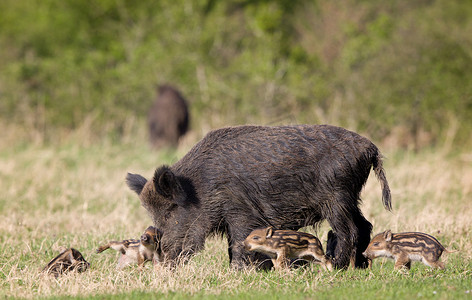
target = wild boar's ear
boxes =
[384,230,393,242]
[126,173,148,195]
[153,166,187,206]
[265,227,274,239]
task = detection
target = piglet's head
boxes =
[362,230,392,259]
[141,226,163,249]
[244,227,274,251]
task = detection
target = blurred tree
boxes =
[0,0,470,148]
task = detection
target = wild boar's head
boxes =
[126,166,188,225]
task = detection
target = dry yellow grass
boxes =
[0,134,471,298]
[362,150,472,249]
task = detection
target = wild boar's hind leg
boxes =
[328,223,355,269]
[353,213,373,268]
[326,192,372,269]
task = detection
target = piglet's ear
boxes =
[265,227,274,239]
[384,230,392,242]
[153,166,187,206]
[65,251,75,263]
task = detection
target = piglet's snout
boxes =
[243,241,251,251]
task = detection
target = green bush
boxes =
[0,0,471,148]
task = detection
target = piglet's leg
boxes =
[306,247,333,271]
[324,256,334,271]
[273,249,289,270]
[405,261,411,269]
[137,254,145,271]
[366,258,373,269]
[271,258,279,269]
[394,254,411,270]
[117,254,131,269]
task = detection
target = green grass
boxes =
[28,263,472,300]
[1,141,471,299]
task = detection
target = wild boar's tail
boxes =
[372,150,392,211]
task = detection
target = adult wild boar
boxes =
[148,85,189,149]
[127,125,392,269]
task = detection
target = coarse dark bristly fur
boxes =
[325,230,337,263]
[127,124,392,269]
[148,84,189,149]
[326,230,359,268]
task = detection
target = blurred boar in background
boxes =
[148,85,189,149]
[127,125,392,270]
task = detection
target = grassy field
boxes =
[0,134,471,299]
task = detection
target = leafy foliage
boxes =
[0,0,471,148]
